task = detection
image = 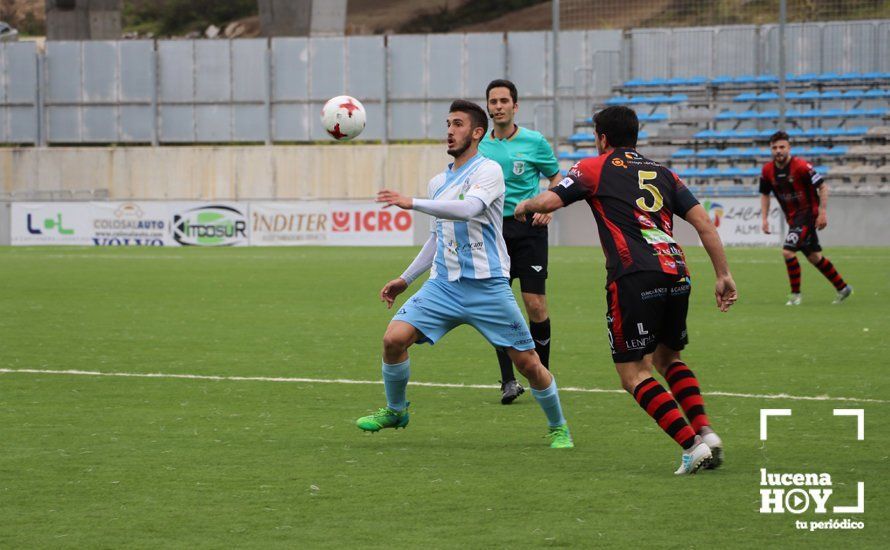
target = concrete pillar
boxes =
[258,0,346,37]
[46,0,121,40]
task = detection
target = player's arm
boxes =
[816,183,829,229]
[547,172,563,188]
[514,190,565,221]
[759,175,772,234]
[376,189,485,221]
[527,172,566,227]
[672,175,737,312]
[529,137,564,226]
[515,166,591,221]
[683,205,738,312]
[380,233,437,309]
[809,166,828,229]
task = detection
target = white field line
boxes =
[1,368,887,404]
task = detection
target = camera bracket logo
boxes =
[759,408,865,531]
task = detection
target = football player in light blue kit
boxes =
[355,100,573,448]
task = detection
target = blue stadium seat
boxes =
[558,151,589,160]
[863,89,890,98]
[715,147,744,158]
[839,90,865,99]
[731,75,758,84]
[698,148,721,158]
[733,92,760,102]
[734,129,762,138]
[815,72,842,82]
[607,94,688,106]
[710,75,736,85]
[568,133,596,143]
[795,90,821,100]
[788,73,817,82]
[671,148,695,158]
[676,168,701,178]
[721,167,744,177]
[605,96,632,105]
[638,112,668,122]
[862,71,890,80]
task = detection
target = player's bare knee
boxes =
[653,347,680,375]
[806,252,822,264]
[382,331,409,357]
[523,295,548,322]
[616,361,653,393]
[781,249,796,260]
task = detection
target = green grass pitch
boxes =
[1,246,888,548]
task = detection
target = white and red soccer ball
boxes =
[321,95,366,141]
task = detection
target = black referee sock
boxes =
[496,347,515,383]
[529,318,551,370]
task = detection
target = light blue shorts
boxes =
[392,277,534,350]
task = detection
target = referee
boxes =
[479,79,562,404]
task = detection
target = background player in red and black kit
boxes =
[514,106,738,475]
[760,131,853,305]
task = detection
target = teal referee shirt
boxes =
[479,125,561,217]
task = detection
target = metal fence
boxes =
[561,0,890,29]
[0,18,887,146]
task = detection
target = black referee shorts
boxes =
[605,271,691,363]
[503,216,548,295]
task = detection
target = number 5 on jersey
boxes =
[636,170,664,213]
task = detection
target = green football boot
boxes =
[547,424,574,449]
[356,403,410,432]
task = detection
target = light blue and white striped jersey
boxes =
[428,154,511,281]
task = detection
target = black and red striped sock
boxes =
[815,257,847,291]
[664,362,710,433]
[785,256,801,294]
[632,377,697,450]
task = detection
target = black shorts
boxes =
[605,271,691,363]
[503,217,548,295]
[783,223,822,254]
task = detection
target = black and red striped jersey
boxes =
[551,148,700,284]
[759,157,823,225]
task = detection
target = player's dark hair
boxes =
[593,106,639,148]
[449,99,488,137]
[769,130,791,144]
[486,79,518,103]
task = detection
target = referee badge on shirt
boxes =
[512,161,526,175]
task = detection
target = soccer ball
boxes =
[321,95,366,141]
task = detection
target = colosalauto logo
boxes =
[173,205,248,246]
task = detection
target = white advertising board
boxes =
[700,197,784,246]
[11,201,413,247]
[249,201,414,246]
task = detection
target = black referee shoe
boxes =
[500,379,525,405]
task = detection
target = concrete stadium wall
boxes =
[0,145,450,200]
